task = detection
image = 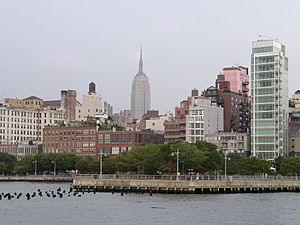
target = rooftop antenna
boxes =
[258,35,274,40]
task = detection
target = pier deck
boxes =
[72,174,300,194]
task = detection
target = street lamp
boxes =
[172,148,179,181]
[224,149,227,179]
[52,160,56,176]
[99,148,105,179]
[32,160,37,176]
[224,149,231,179]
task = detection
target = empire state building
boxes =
[130,47,151,120]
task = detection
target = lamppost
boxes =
[52,160,56,176]
[172,148,179,181]
[32,160,37,176]
[224,149,227,179]
[99,148,104,179]
[224,148,230,179]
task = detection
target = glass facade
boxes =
[251,40,288,160]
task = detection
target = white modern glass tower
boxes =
[130,47,151,120]
[251,39,288,160]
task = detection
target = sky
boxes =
[0,0,300,114]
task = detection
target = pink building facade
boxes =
[217,66,249,95]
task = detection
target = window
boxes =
[111,134,119,143]
[112,147,119,155]
[127,134,132,143]
[104,134,110,143]
[121,134,126,142]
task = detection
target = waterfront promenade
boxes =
[0,175,73,182]
[73,174,300,194]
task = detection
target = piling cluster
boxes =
[0,187,98,201]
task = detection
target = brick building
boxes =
[164,100,189,143]
[97,129,164,156]
[43,125,97,158]
[43,124,164,158]
[203,66,250,133]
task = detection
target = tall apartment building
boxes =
[186,98,223,143]
[131,47,151,120]
[76,82,113,120]
[104,101,113,117]
[203,66,250,133]
[251,39,289,160]
[216,66,249,94]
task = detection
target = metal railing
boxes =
[74,174,300,182]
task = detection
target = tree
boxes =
[0,162,6,175]
[273,156,283,173]
[226,153,242,175]
[15,153,80,175]
[103,141,222,175]
[0,152,17,174]
[239,157,270,175]
[280,157,300,175]
[15,155,35,174]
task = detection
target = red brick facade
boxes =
[43,126,164,158]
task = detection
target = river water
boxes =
[0,182,299,225]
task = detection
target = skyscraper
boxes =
[251,39,289,160]
[130,47,151,120]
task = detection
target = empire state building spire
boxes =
[131,46,151,120]
[138,45,143,74]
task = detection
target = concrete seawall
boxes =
[0,175,73,182]
[72,174,300,194]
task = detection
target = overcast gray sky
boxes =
[0,0,300,113]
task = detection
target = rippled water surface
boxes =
[0,182,299,225]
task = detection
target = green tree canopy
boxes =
[0,152,17,174]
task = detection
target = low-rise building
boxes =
[97,129,164,156]
[0,141,39,160]
[16,142,39,160]
[0,144,17,156]
[43,122,164,158]
[288,90,300,156]
[43,125,97,158]
[164,100,189,143]
[205,132,250,155]
[112,110,132,127]
[145,115,171,133]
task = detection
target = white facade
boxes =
[186,99,223,143]
[16,143,39,160]
[251,39,289,160]
[145,115,170,133]
[76,94,104,121]
[292,91,300,111]
[0,105,65,145]
[131,48,151,120]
